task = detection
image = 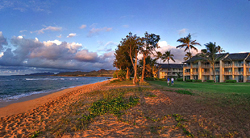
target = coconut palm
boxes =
[184,52,192,61]
[176,33,201,54]
[162,51,175,64]
[198,42,224,82]
[217,45,225,53]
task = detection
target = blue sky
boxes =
[0,0,250,75]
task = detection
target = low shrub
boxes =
[206,80,214,83]
[118,70,126,81]
[145,77,155,81]
[225,80,237,83]
[194,79,202,82]
[177,78,183,81]
[186,79,194,82]
[160,78,167,81]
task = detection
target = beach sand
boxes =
[0,79,114,137]
[0,80,111,117]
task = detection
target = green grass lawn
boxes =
[148,80,250,109]
[148,80,250,94]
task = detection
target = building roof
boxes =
[223,53,249,61]
[245,54,250,61]
[158,64,183,69]
[184,56,205,63]
[184,53,250,63]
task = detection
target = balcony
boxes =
[246,64,250,68]
[192,72,198,75]
[224,72,232,75]
[224,64,232,67]
[234,72,243,75]
[215,64,220,67]
[234,63,243,67]
[211,72,220,75]
[185,72,190,75]
[192,65,198,68]
[247,72,250,75]
[202,72,210,75]
[201,65,210,68]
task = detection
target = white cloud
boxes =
[88,27,112,37]
[17,36,23,39]
[20,30,27,33]
[57,34,62,38]
[32,26,62,34]
[123,25,129,28]
[80,24,87,29]
[0,31,8,51]
[67,33,76,38]
[178,28,188,36]
[43,40,62,46]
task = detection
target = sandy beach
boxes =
[0,79,114,137]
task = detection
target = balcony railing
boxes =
[234,63,243,67]
[224,64,232,67]
[247,72,250,75]
[211,72,220,75]
[234,72,243,75]
[201,65,210,68]
[192,65,198,68]
[202,72,210,75]
[224,72,232,75]
[192,72,198,75]
[246,64,250,68]
[185,72,190,75]
[215,64,220,67]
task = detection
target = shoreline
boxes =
[0,79,113,118]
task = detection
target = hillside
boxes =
[54,69,115,77]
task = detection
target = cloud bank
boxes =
[0,35,115,74]
[0,31,8,51]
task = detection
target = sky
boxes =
[0,0,250,75]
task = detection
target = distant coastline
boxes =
[12,69,115,77]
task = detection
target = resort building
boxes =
[158,64,183,79]
[183,52,250,82]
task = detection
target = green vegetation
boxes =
[225,80,237,83]
[177,78,183,81]
[54,69,115,77]
[148,80,250,94]
[206,80,214,83]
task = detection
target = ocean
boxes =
[0,76,108,103]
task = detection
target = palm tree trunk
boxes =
[126,67,129,80]
[133,51,138,84]
[141,53,146,82]
[212,64,216,83]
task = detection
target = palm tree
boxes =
[162,51,175,64]
[217,45,225,53]
[176,33,201,55]
[184,52,192,61]
[198,42,224,82]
